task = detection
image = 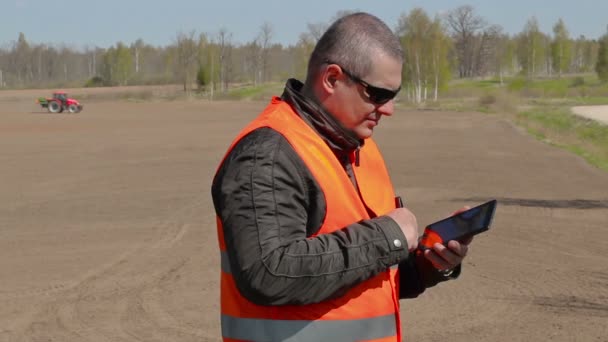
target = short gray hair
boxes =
[306,12,403,83]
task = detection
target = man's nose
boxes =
[376,100,395,116]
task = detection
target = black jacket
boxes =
[211,79,457,306]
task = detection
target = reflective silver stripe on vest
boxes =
[221,251,231,274]
[221,314,397,342]
[222,254,398,274]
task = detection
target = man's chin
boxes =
[354,128,374,139]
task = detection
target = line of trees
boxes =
[397,6,604,103]
[0,23,292,95]
[1,6,607,102]
[597,27,608,82]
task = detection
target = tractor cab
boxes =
[53,92,67,103]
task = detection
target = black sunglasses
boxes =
[327,62,401,105]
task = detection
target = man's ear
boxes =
[322,64,342,93]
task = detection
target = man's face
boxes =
[328,54,402,140]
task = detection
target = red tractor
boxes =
[37,91,84,113]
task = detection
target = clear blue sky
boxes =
[2,0,607,49]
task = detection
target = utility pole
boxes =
[0,69,3,87]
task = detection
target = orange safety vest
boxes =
[216,97,401,342]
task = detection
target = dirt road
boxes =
[1,94,607,341]
[572,105,608,125]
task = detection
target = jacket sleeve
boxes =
[212,128,411,306]
[398,253,462,299]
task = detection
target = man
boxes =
[212,12,472,341]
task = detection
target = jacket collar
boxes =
[281,79,362,154]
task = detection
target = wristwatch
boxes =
[439,268,455,277]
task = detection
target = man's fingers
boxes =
[435,243,463,265]
[447,240,469,257]
[423,249,451,270]
[451,206,471,216]
[424,239,472,271]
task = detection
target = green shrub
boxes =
[84,76,105,88]
[196,66,208,90]
[507,77,529,92]
[479,93,496,106]
[570,76,585,87]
